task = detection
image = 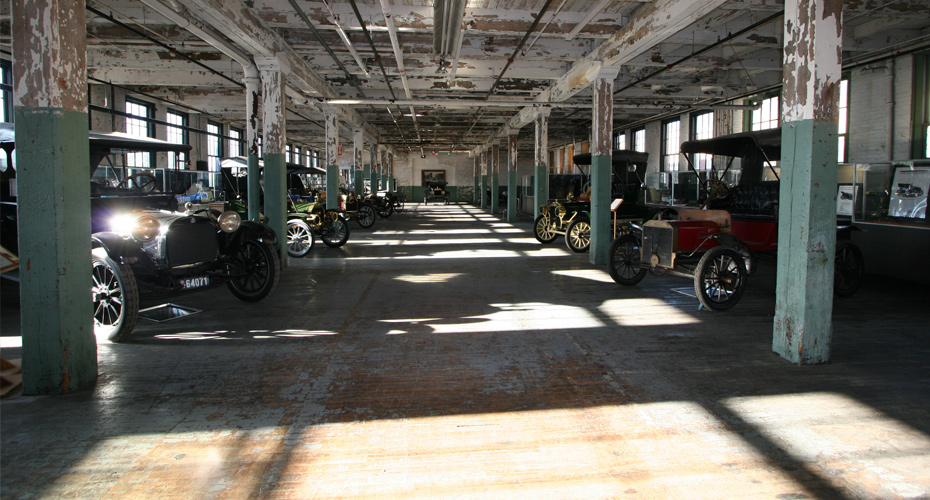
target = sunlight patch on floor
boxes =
[598,298,701,326]
[552,269,616,283]
[394,273,463,283]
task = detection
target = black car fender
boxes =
[836,224,861,241]
[233,220,279,247]
[709,233,754,274]
[91,232,147,266]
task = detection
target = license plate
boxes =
[180,276,210,290]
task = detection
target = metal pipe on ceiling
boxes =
[378,0,423,146]
[320,0,371,79]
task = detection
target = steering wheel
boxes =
[116,173,157,193]
[703,178,731,200]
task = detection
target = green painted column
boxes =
[590,155,612,265]
[355,169,365,195]
[364,163,372,193]
[491,144,500,214]
[480,175,488,209]
[257,57,288,263]
[245,73,261,222]
[589,69,619,266]
[772,0,842,365]
[534,165,548,220]
[324,108,340,211]
[15,0,97,394]
[508,134,519,222]
[533,110,550,220]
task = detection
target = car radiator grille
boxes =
[166,218,219,267]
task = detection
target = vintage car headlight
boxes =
[110,214,160,241]
[539,205,549,215]
[217,211,241,233]
[556,205,567,218]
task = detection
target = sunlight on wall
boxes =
[598,298,701,326]
[724,392,930,498]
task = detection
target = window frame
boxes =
[913,51,930,159]
[206,120,224,172]
[661,118,681,172]
[166,109,189,170]
[690,110,714,171]
[632,127,646,153]
[0,60,12,123]
[125,97,155,167]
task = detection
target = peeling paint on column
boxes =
[14,0,87,112]
[782,0,843,124]
[534,111,549,169]
[354,129,363,172]
[325,109,339,167]
[591,73,617,156]
[246,77,261,156]
[508,134,519,173]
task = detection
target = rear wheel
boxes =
[534,214,558,243]
[377,201,393,218]
[834,240,864,297]
[92,247,139,342]
[694,247,747,311]
[565,217,591,253]
[608,234,647,285]
[286,219,314,258]
[321,217,350,247]
[357,205,376,228]
[228,240,279,302]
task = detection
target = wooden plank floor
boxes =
[2,203,929,499]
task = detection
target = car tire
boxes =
[321,217,350,247]
[357,205,376,228]
[533,214,558,243]
[608,234,647,286]
[227,240,280,302]
[693,246,747,311]
[92,247,139,342]
[834,240,864,297]
[377,202,393,218]
[286,219,314,258]
[565,217,591,253]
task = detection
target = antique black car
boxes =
[1,125,280,341]
[608,129,864,310]
[424,181,450,204]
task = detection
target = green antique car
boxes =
[221,162,350,258]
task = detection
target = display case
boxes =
[854,161,930,227]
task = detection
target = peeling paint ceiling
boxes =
[1,0,927,154]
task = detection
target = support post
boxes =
[354,129,364,194]
[508,134,519,221]
[590,68,620,266]
[534,109,551,219]
[15,0,97,394]
[772,0,843,364]
[369,144,378,193]
[257,55,289,264]
[245,71,261,222]
[473,155,480,205]
[491,144,501,214]
[480,150,489,209]
[324,107,340,211]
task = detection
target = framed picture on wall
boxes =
[422,170,445,186]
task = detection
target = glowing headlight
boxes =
[217,211,241,233]
[109,214,159,241]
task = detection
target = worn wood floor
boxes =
[2,203,929,499]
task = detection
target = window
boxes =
[838,79,849,162]
[613,132,626,151]
[914,52,930,159]
[228,127,243,158]
[166,110,188,169]
[125,98,154,167]
[0,60,12,123]
[632,127,646,153]
[690,111,714,170]
[662,119,680,171]
[751,95,780,131]
[206,121,223,172]
[286,144,292,163]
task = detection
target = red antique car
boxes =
[608,129,864,310]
